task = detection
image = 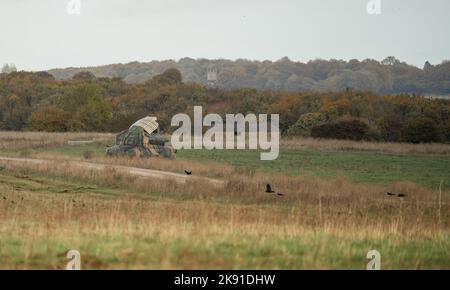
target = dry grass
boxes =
[0,164,448,269]
[2,131,450,155]
[1,158,448,228]
[282,137,450,155]
[0,131,114,152]
[0,131,449,269]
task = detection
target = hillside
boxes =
[48,57,450,95]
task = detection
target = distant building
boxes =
[206,67,218,87]
[423,61,433,71]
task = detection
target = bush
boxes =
[72,71,96,81]
[149,68,183,86]
[401,117,441,144]
[28,106,70,131]
[442,122,450,143]
[287,112,327,137]
[311,119,374,141]
[377,116,403,142]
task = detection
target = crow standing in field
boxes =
[184,170,192,175]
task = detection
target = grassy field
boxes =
[24,141,450,190]
[0,132,449,269]
[179,149,450,190]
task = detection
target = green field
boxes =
[1,231,448,269]
[179,149,450,190]
[30,144,450,190]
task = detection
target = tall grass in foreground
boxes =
[0,158,448,269]
[0,131,449,269]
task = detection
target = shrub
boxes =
[287,112,327,137]
[377,116,403,142]
[311,119,373,141]
[28,106,70,132]
[72,71,96,81]
[401,117,441,144]
[442,122,450,143]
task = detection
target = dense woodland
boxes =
[48,57,450,95]
[1,68,450,144]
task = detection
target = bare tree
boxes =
[1,63,17,74]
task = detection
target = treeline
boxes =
[1,69,450,144]
[48,57,450,95]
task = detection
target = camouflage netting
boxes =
[106,117,175,159]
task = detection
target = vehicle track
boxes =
[0,156,224,186]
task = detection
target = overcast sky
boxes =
[0,0,449,71]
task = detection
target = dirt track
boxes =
[0,156,224,186]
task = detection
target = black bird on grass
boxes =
[266,184,275,193]
[184,170,192,175]
[266,184,286,196]
[387,192,406,198]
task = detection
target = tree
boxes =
[1,63,17,74]
[46,58,450,95]
[59,83,104,111]
[377,116,403,142]
[28,106,70,131]
[56,83,112,131]
[311,119,374,141]
[70,97,112,131]
[149,68,183,86]
[0,94,29,130]
[442,121,450,143]
[381,56,400,66]
[72,71,96,81]
[401,117,441,143]
[287,112,327,137]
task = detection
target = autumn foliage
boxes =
[1,69,450,144]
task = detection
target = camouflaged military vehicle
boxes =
[106,116,175,159]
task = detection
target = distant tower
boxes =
[206,67,218,87]
[423,61,432,72]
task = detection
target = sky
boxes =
[0,0,449,71]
